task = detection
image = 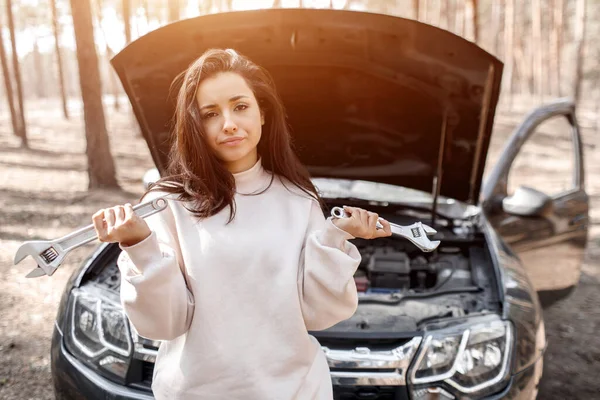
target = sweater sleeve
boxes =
[297,199,362,331]
[116,193,195,341]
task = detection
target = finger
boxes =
[359,208,369,228]
[376,218,393,237]
[113,206,125,226]
[104,208,116,232]
[367,212,379,234]
[92,209,108,240]
[124,203,134,221]
[342,205,356,218]
[343,206,361,228]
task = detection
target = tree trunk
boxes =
[596,86,600,133]
[454,0,464,37]
[421,0,428,22]
[550,0,564,96]
[123,0,132,44]
[94,0,120,111]
[5,0,27,147]
[432,0,441,26]
[200,0,213,14]
[0,27,20,139]
[572,0,586,105]
[491,0,502,56]
[107,48,120,111]
[32,37,46,98]
[446,0,455,33]
[51,0,69,119]
[122,0,140,135]
[532,0,543,102]
[514,1,530,96]
[412,0,419,20]
[465,0,479,43]
[504,0,514,106]
[69,0,119,189]
[439,0,448,30]
[168,0,180,22]
[140,0,149,24]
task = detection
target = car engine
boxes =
[353,244,471,294]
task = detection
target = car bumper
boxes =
[51,325,543,400]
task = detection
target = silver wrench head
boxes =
[421,224,437,236]
[397,222,440,252]
[14,240,64,277]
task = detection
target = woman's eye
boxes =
[234,104,248,112]
[202,111,217,119]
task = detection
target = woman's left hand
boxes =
[331,206,392,240]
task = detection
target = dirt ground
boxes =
[0,98,598,399]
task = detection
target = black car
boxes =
[50,8,589,400]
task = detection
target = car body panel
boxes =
[479,216,545,374]
[110,8,503,204]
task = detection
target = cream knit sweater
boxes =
[117,158,361,399]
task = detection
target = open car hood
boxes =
[111,8,503,204]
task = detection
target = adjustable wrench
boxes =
[330,206,440,252]
[13,197,169,278]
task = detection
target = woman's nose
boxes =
[223,115,238,133]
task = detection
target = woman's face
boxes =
[196,72,264,174]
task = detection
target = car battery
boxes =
[366,248,411,290]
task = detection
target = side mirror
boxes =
[502,186,553,217]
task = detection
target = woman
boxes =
[92,48,392,399]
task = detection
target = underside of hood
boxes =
[111,8,503,204]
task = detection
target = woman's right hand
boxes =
[92,204,152,247]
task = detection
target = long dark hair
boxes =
[143,48,322,223]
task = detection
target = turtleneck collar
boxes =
[232,157,271,194]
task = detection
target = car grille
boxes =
[335,386,407,400]
[314,335,415,351]
[128,335,422,395]
[126,335,159,390]
[134,363,409,399]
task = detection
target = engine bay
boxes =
[316,209,502,334]
[352,242,472,294]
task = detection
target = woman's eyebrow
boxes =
[229,95,250,102]
[199,95,250,111]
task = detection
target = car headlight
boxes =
[409,316,513,399]
[64,286,133,381]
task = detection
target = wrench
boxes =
[330,206,440,252]
[13,197,169,278]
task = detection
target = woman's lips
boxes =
[221,137,245,146]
